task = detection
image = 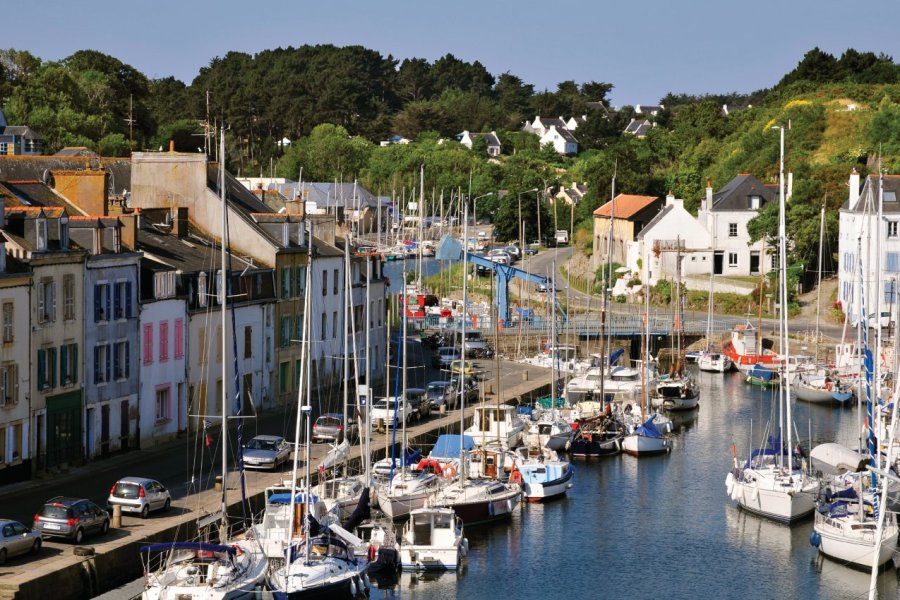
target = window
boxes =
[321,313,326,342]
[370,300,374,328]
[35,218,47,251]
[143,323,153,364]
[159,321,169,361]
[333,268,339,295]
[174,318,184,359]
[199,327,208,366]
[885,288,895,305]
[114,281,132,319]
[295,314,302,344]
[37,348,56,390]
[94,344,110,384]
[59,217,69,250]
[295,266,306,296]
[155,386,171,422]
[60,342,78,385]
[0,363,17,406]
[244,326,252,359]
[749,196,761,210]
[888,253,900,274]
[114,341,130,380]
[278,362,289,395]
[332,310,338,339]
[37,277,55,323]
[378,299,383,327]
[281,267,292,298]
[2,302,13,343]
[322,270,328,296]
[280,316,291,347]
[728,223,738,237]
[63,274,75,321]
[94,282,111,322]
[154,272,175,299]
[728,252,738,267]
[198,272,208,307]
[888,221,898,238]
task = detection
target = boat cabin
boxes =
[466,405,524,448]
[406,508,458,548]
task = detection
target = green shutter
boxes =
[37,349,46,389]
[60,344,68,384]
[48,348,57,388]
[72,344,78,384]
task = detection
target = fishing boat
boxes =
[722,321,780,372]
[399,507,468,571]
[746,364,779,388]
[515,453,575,501]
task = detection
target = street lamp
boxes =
[518,188,539,251]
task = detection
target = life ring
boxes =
[510,469,522,485]
[443,465,458,479]
[367,544,377,562]
[825,381,832,391]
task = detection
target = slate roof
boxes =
[0,156,130,195]
[0,180,66,207]
[710,174,774,212]
[137,222,263,273]
[55,147,98,157]
[843,174,900,212]
[593,194,660,219]
[624,119,652,136]
[635,205,673,240]
[545,126,578,144]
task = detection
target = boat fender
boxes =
[462,538,469,556]
[507,498,514,513]
[725,472,734,495]
[350,577,357,596]
[509,469,522,485]
[749,486,759,503]
[809,531,821,548]
[368,544,377,562]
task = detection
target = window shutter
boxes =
[296,314,302,344]
[93,347,100,384]
[38,284,45,322]
[48,348,56,388]
[125,341,130,378]
[125,281,133,317]
[113,283,121,319]
[105,345,111,382]
[113,342,120,378]
[50,283,56,320]
[12,364,17,404]
[106,285,111,320]
[94,284,102,321]
[72,344,78,384]
[37,349,46,389]
[60,344,68,384]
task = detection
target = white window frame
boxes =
[728,252,738,268]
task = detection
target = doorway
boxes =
[120,400,130,451]
[750,251,760,275]
[100,404,110,456]
[713,251,724,275]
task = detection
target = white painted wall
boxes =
[138,298,187,446]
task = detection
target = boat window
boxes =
[434,513,452,528]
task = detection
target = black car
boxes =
[33,497,110,544]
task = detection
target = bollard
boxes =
[440,404,447,416]
[111,504,122,528]
[215,475,223,492]
[522,371,529,381]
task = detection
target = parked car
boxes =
[851,311,893,329]
[449,376,480,404]
[370,397,415,430]
[456,331,492,358]
[449,359,479,376]
[405,387,430,419]
[536,280,560,294]
[0,519,41,564]
[313,413,359,444]
[524,245,538,256]
[107,477,172,518]
[505,245,521,260]
[434,346,460,369]
[426,380,456,411]
[488,249,511,265]
[242,435,292,470]
[33,497,109,544]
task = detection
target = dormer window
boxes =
[36,217,48,251]
[59,217,69,250]
[112,226,121,253]
[748,196,761,210]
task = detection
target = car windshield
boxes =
[113,482,142,498]
[40,505,71,519]
[317,418,340,428]
[428,383,447,392]
[247,439,279,451]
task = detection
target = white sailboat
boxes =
[141,131,267,600]
[724,126,820,524]
[698,270,732,373]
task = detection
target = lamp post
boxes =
[518,188,538,252]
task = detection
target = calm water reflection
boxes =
[370,370,900,600]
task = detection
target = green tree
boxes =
[279,123,373,182]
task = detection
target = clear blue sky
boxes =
[8,0,900,106]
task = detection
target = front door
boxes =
[120,400,130,451]
[100,404,110,456]
[714,251,724,275]
[750,251,760,275]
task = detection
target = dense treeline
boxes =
[0,45,898,269]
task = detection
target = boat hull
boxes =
[622,434,672,456]
[726,471,817,524]
[570,436,620,458]
[400,546,462,571]
[271,576,359,600]
[380,491,431,520]
[814,514,898,569]
[793,382,853,405]
[521,466,575,501]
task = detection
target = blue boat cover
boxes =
[748,365,776,381]
[517,405,534,417]
[140,542,236,554]
[430,434,475,459]
[608,348,625,366]
[536,396,566,409]
[268,493,319,505]
[635,417,663,438]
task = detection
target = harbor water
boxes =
[370,369,900,600]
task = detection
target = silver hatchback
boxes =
[0,519,41,564]
[107,477,172,518]
[34,497,109,544]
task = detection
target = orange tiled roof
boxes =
[593,194,659,219]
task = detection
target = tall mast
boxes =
[814,204,825,364]
[598,168,615,407]
[460,201,469,478]
[218,128,229,529]
[776,125,794,474]
[364,255,372,479]
[343,232,350,460]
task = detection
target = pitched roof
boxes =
[542,125,578,144]
[635,205,673,240]
[0,156,130,195]
[710,174,774,211]
[54,147,98,157]
[843,174,900,212]
[593,194,660,219]
[624,119,651,136]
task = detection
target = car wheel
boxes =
[31,538,41,554]
[0,548,6,565]
[101,519,110,535]
[164,498,171,512]
[140,504,150,519]
[73,528,84,545]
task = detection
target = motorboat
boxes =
[698,351,732,373]
[514,450,574,501]
[722,321,780,371]
[656,375,699,411]
[464,405,526,450]
[399,507,468,571]
[622,416,673,456]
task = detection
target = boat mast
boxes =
[814,204,825,364]
[776,125,794,475]
[598,169,615,408]
[364,254,372,480]
[218,128,229,535]
[640,267,648,421]
[460,201,469,479]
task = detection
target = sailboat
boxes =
[698,271,732,372]
[267,221,368,599]
[623,275,674,456]
[140,131,268,600]
[657,240,700,411]
[724,126,820,524]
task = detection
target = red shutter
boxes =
[143,323,153,364]
[159,321,169,361]
[174,318,184,359]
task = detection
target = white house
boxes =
[522,116,568,137]
[838,170,900,323]
[539,125,579,155]
[628,193,712,286]
[457,131,501,157]
[308,236,345,397]
[697,175,776,277]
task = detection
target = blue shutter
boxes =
[124,341,130,378]
[125,281,133,317]
[37,349,46,389]
[93,347,100,384]
[60,344,68,384]
[105,345,111,382]
[72,344,78,384]
[113,342,120,379]
[106,285,112,320]
[113,283,121,319]
[94,284,101,321]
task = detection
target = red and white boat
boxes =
[722,321,780,372]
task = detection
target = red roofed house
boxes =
[592,193,663,270]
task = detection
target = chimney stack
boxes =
[173,207,188,238]
[849,169,861,210]
[705,179,713,210]
[120,211,140,251]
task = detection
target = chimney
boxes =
[849,169,861,210]
[665,191,683,210]
[93,224,102,255]
[705,179,713,211]
[173,207,188,238]
[120,211,140,251]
